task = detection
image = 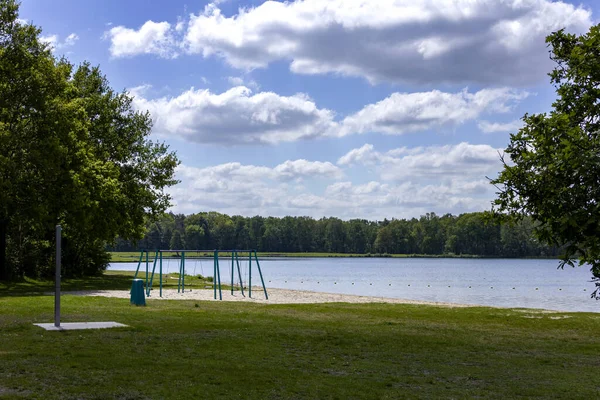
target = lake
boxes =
[108,257,599,313]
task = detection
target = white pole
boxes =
[54,225,61,328]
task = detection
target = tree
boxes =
[492,25,600,297]
[0,1,179,278]
[324,218,346,253]
[184,224,205,250]
[0,0,68,278]
[374,225,393,254]
[146,224,162,250]
[170,230,184,250]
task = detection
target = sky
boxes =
[18,0,599,220]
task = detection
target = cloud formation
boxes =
[478,119,523,133]
[171,160,345,215]
[226,76,260,90]
[338,142,502,182]
[105,21,178,58]
[178,159,342,182]
[40,33,79,50]
[338,88,528,136]
[131,85,337,144]
[108,0,592,85]
[132,86,527,144]
[169,142,501,219]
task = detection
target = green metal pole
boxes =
[178,254,183,293]
[145,250,149,293]
[235,252,245,296]
[182,251,186,293]
[254,251,269,300]
[216,253,222,300]
[133,251,144,279]
[213,251,217,300]
[231,252,234,295]
[159,251,163,298]
[249,251,252,298]
[147,250,159,296]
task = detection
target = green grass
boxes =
[0,272,599,399]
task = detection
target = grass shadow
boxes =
[0,274,135,297]
[1,271,222,298]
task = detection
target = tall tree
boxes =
[170,230,184,250]
[0,1,179,278]
[492,25,600,297]
[0,1,70,278]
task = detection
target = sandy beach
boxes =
[68,287,475,308]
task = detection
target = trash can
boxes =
[130,279,146,306]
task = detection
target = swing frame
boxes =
[133,249,268,300]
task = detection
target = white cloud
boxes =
[323,180,492,214]
[40,33,79,51]
[337,144,387,166]
[129,84,153,95]
[338,142,502,182]
[131,85,338,144]
[64,33,79,47]
[175,159,341,197]
[169,143,502,219]
[104,1,592,85]
[227,76,260,90]
[40,34,58,48]
[379,143,502,181]
[478,119,523,133]
[177,159,342,182]
[273,159,342,180]
[170,160,344,215]
[227,76,244,86]
[133,86,527,144]
[338,88,528,136]
[176,0,592,85]
[325,142,504,217]
[105,21,178,58]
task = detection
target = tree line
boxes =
[110,211,559,258]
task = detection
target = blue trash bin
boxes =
[130,279,146,306]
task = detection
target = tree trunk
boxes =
[0,218,7,281]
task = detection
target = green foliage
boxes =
[492,25,600,297]
[110,211,558,259]
[0,1,178,279]
[169,230,183,250]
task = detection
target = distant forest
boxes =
[109,212,559,258]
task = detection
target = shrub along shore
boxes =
[109,251,557,263]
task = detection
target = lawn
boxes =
[0,274,599,399]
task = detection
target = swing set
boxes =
[133,249,268,300]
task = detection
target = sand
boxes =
[67,287,473,308]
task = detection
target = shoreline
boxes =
[66,287,577,313]
[109,252,560,263]
[68,287,474,307]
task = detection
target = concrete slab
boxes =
[33,322,128,331]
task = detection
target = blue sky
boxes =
[18,0,599,219]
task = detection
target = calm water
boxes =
[109,257,599,313]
